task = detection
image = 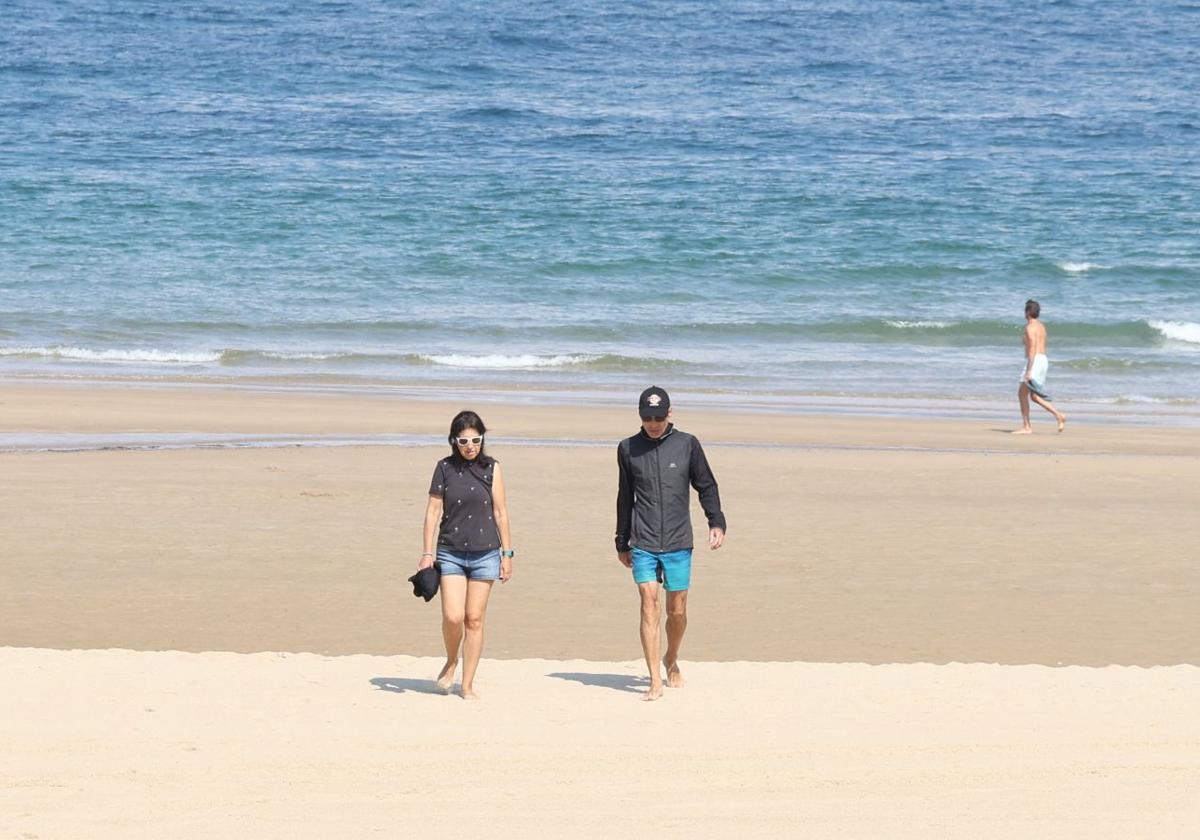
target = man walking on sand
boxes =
[1015,299,1067,434]
[615,386,726,701]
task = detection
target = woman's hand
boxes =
[417,553,434,571]
[500,556,513,583]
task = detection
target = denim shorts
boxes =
[436,548,501,581]
[630,547,693,592]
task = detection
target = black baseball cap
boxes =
[638,386,671,418]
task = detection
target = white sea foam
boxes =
[418,353,598,369]
[258,351,349,360]
[1113,394,1199,406]
[1148,320,1200,345]
[0,346,221,363]
[884,320,952,329]
[1057,261,1104,273]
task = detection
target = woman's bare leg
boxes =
[437,575,466,692]
[460,579,495,699]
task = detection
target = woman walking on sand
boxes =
[416,410,514,699]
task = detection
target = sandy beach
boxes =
[3,381,1199,837]
[2,648,1198,839]
[2,382,1198,664]
[9,1,1200,833]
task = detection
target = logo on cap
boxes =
[648,394,662,407]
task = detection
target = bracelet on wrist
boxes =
[421,552,433,557]
[501,549,515,558]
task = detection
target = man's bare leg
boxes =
[1030,392,1067,432]
[1013,383,1033,434]
[663,589,688,688]
[637,582,663,701]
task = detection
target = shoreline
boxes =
[3,430,1197,458]
[3,379,1200,457]
[3,372,1199,427]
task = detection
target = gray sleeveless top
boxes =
[428,456,500,551]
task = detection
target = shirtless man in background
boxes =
[1015,299,1067,434]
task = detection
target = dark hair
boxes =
[1025,299,1041,319]
[448,410,490,462]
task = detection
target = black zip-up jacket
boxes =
[615,424,726,554]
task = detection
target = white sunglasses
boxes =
[455,436,483,446]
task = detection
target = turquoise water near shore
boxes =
[2,0,1198,411]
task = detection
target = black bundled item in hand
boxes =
[408,566,440,602]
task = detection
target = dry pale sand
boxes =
[2,647,1198,839]
[2,382,1198,664]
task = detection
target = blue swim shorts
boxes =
[630,547,693,592]
[436,548,501,581]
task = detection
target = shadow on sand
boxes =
[546,672,647,694]
[369,676,447,696]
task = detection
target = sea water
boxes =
[3,0,1198,417]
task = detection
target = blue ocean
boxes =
[3,0,1198,419]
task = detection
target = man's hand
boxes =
[617,551,632,568]
[709,528,725,550]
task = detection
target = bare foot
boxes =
[1011,428,1033,435]
[642,683,663,702]
[435,659,457,694]
[1057,414,1067,433]
[460,686,481,701]
[664,658,685,688]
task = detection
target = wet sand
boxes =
[2,382,1198,665]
